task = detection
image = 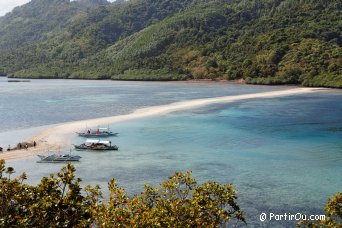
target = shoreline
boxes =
[4,76,341,89]
[0,87,325,161]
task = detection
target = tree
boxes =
[298,192,342,227]
[89,171,246,227]
[5,167,15,179]
[0,159,246,227]
[1,159,341,227]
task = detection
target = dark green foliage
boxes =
[0,161,91,227]
[0,0,341,87]
[0,0,108,50]
[0,67,6,76]
[112,69,188,81]
[0,160,340,227]
[297,192,342,227]
[0,160,246,227]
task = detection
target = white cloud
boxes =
[0,0,118,17]
[0,0,31,16]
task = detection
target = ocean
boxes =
[1,77,341,226]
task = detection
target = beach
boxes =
[0,87,323,161]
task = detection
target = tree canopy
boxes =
[0,159,341,226]
[0,159,246,227]
[0,0,341,88]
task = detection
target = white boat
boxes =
[37,154,82,163]
[74,139,118,151]
[76,127,118,137]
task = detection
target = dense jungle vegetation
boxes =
[0,0,341,88]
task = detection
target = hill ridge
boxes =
[0,0,341,88]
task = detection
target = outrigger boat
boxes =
[37,154,82,163]
[76,127,118,137]
[74,139,119,151]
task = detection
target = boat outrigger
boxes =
[76,127,118,137]
[37,154,82,163]
[74,139,119,151]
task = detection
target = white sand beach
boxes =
[0,87,324,161]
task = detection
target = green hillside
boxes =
[0,0,341,87]
[0,0,109,73]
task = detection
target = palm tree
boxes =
[5,167,15,180]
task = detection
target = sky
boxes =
[0,0,30,16]
[0,0,116,17]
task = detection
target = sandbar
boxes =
[0,87,324,161]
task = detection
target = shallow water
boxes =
[0,77,283,133]
[2,78,341,226]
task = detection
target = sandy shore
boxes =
[0,87,324,161]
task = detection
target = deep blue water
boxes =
[1,78,341,227]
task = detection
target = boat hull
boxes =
[37,160,81,163]
[77,132,118,137]
[74,145,119,151]
[37,154,82,163]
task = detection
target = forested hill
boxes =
[0,0,109,49]
[0,0,341,88]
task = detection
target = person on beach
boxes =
[25,144,28,150]
[7,145,11,151]
[18,143,22,150]
[0,147,3,153]
[33,141,36,147]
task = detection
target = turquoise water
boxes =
[0,77,282,133]
[0,77,283,147]
[2,78,341,226]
